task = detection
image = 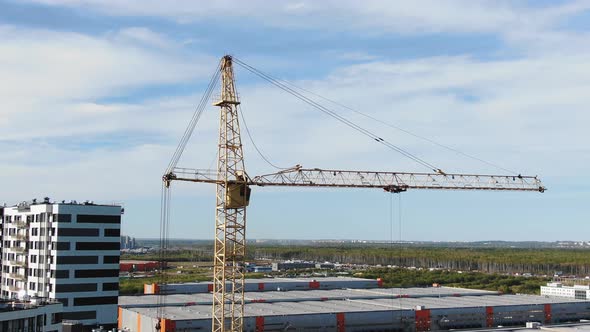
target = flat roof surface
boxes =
[161,276,377,286]
[122,288,590,321]
[120,286,498,307]
[486,323,590,331]
[126,294,590,321]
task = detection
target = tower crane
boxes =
[160,55,545,332]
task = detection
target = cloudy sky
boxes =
[1,0,589,241]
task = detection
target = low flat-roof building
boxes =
[121,278,590,331]
[541,282,590,300]
[143,276,384,294]
[0,299,63,332]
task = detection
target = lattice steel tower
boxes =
[211,55,250,332]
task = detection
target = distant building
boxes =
[120,235,136,250]
[0,199,122,328]
[253,266,272,273]
[120,260,159,273]
[0,299,63,332]
[271,261,315,271]
[315,262,335,269]
[541,282,590,300]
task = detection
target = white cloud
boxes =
[2,23,588,206]
[22,0,590,36]
[0,25,216,139]
[113,27,172,49]
[2,2,589,240]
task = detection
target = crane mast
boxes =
[161,55,545,332]
[211,55,249,332]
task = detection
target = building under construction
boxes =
[118,277,590,331]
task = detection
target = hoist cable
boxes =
[238,105,290,170]
[234,58,438,172]
[232,58,440,173]
[166,63,221,174]
[277,78,516,174]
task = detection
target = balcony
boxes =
[9,247,27,253]
[8,273,26,281]
[7,260,26,267]
[14,221,28,228]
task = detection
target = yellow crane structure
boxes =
[160,55,545,332]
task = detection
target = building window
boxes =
[103,256,120,264]
[75,242,120,251]
[102,282,119,291]
[51,270,69,279]
[51,313,62,324]
[62,311,96,320]
[57,228,99,237]
[74,269,119,278]
[55,242,70,250]
[56,256,98,264]
[76,214,120,224]
[104,228,120,237]
[53,214,72,223]
[56,283,97,292]
[73,296,118,306]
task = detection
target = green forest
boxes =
[124,245,590,275]
[118,245,588,295]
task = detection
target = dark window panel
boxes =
[102,282,119,291]
[76,215,120,224]
[104,228,120,237]
[56,298,69,307]
[73,296,118,306]
[56,214,71,223]
[58,228,99,237]
[52,270,69,278]
[56,256,98,265]
[103,256,120,264]
[56,242,70,251]
[62,311,96,320]
[76,242,120,251]
[56,283,97,292]
[74,269,119,278]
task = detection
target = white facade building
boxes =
[0,199,122,327]
[541,282,590,300]
[0,299,63,332]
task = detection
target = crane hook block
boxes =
[226,182,251,208]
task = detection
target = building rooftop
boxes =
[3,198,122,209]
[0,299,62,313]
[483,322,590,331]
[160,276,378,287]
[121,286,498,308]
[124,293,590,321]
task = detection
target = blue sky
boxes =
[1,0,589,241]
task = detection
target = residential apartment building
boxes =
[0,199,122,327]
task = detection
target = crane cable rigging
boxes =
[156,181,172,328]
[272,76,518,175]
[158,62,220,330]
[238,105,291,170]
[232,57,442,173]
[166,62,221,174]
